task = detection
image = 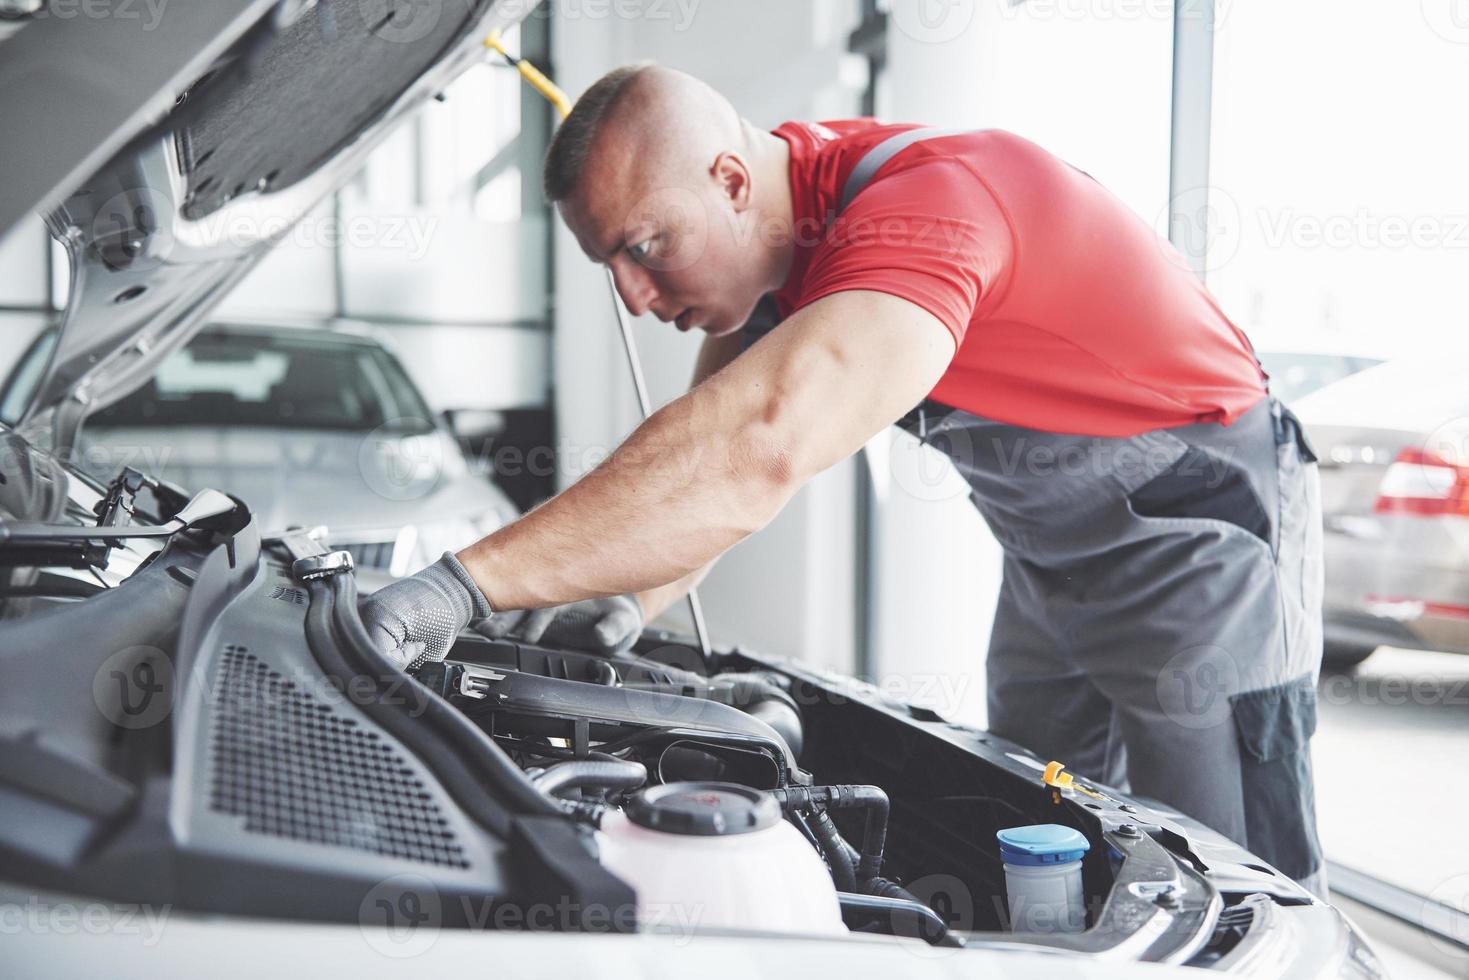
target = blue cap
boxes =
[997,824,1091,866]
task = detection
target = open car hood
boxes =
[0,0,539,451]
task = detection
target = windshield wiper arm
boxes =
[0,481,241,568]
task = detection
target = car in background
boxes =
[0,322,517,578]
[1255,335,1387,405]
[81,322,516,576]
[1293,354,1469,668]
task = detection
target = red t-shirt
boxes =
[771,120,1267,438]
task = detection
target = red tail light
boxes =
[1373,447,1469,517]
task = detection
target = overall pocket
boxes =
[1229,676,1323,881]
[1127,443,1273,547]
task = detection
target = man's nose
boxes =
[609,257,659,317]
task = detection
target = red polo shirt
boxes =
[771,120,1267,438]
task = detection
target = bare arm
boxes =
[635,329,746,620]
[456,290,955,611]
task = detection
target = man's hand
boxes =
[357,553,491,668]
[474,594,644,656]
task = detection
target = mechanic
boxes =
[361,65,1326,895]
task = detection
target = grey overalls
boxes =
[750,128,1327,893]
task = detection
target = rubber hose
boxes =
[532,758,647,799]
[809,807,858,892]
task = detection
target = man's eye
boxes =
[628,239,655,262]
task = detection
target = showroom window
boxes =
[1208,0,1469,931]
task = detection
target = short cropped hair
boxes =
[542,62,652,202]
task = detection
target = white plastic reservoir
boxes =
[597,782,846,936]
[997,824,1090,933]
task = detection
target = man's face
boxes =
[559,144,765,338]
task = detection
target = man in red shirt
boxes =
[363,65,1325,894]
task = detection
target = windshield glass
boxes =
[88,330,435,433]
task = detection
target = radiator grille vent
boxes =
[209,645,468,868]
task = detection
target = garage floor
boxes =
[1314,646,1469,979]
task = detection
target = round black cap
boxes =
[624,782,780,836]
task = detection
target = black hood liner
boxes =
[178,0,489,220]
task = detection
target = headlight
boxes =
[1210,895,1385,978]
[392,510,507,576]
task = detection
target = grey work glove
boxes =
[358,552,491,669]
[474,594,644,657]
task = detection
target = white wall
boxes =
[551,0,866,672]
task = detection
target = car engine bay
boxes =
[0,457,1336,967]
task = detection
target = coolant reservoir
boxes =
[597,782,846,936]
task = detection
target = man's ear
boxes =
[711,151,753,212]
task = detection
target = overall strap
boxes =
[838,127,975,439]
[744,128,974,359]
[838,127,974,214]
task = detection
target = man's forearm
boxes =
[455,290,954,616]
[634,331,746,621]
[637,562,713,622]
[456,382,791,612]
